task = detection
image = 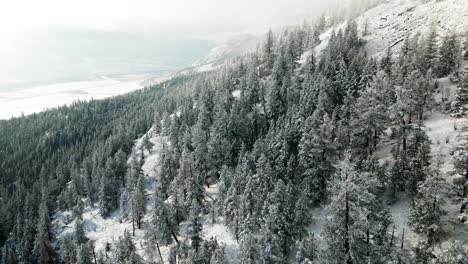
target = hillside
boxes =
[1,0,468,264]
[315,0,468,58]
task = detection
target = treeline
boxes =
[1,17,468,264]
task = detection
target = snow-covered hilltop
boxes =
[317,0,468,58]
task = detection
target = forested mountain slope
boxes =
[1,0,468,263]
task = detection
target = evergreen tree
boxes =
[159,144,178,200]
[409,164,446,245]
[295,235,318,264]
[211,246,229,264]
[452,73,468,117]
[192,103,211,187]
[412,70,435,123]
[419,28,439,73]
[76,243,93,264]
[132,174,146,229]
[321,157,374,264]
[260,180,293,263]
[142,134,154,153]
[99,157,120,217]
[99,169,114,218]
[389,84,414,156]
[380,46,393,75]
[293,190,310,242]
[61,237,77,264]
[150,195,174,246]
[33,190,57,264]
[74,218,88,245]
[298,107,336,203]
[437,34,461,77]
[262,29,276,74]
[350,82,387,159]
[186,200,203,253]
[116,230,141,263]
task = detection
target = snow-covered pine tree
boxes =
[33,190,57,264]
[298,105,336,204]
[295,234,318,264]
[115,230,142,263]
[437,34,461,77]
[412,70,435,123]
[211,246,229,264]
[262,29,276,75]
[131,174,146,229]
[60,237,77,264]
[98,158,120,217]
[150,195,174,246]
[349,81,387,159]
[451,73,468,117]
[74,218,88,246]
[260,179,294,263]
[187,200,203,253]
[76,243,92,264]
[409,163,446,245]
[380,46,393,76]
[293,190,311,242]
[321,157,375,264]
[389,83,414,156]
[192,103,211,187]
[419,27,439,73]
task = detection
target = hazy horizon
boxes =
[0,0,339,91]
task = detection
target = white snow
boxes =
[232,90,241,99]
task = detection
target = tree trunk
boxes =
[132,214,135,236]
[345,191,352,264]
[170,229,180,244]
[366,214,370,258]
[390,225,395,248]
[401,227,405,250]
[374,130,378,149]
[155,240,164,264]
[92,244,97,264]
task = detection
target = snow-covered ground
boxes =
[357,0,468,57]
[0,77,144,120]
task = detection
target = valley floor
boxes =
[0,76,145,120]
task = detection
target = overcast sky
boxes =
[0,0,337,42]
[0,0,344,88]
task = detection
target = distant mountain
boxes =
[142,34,261,86]
[193,34,261,67]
